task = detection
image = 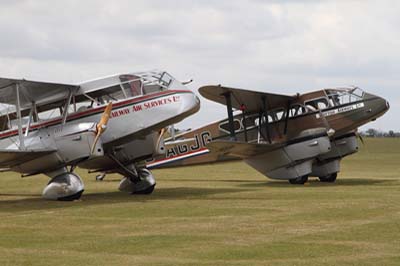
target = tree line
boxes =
[360,129,400,138]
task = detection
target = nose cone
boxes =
[363,92,390,121]
[179,91,201,116]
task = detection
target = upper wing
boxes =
[0,77,76,109]
[207,140,283,158]
[0,149,56,168]
[199,85,296,112]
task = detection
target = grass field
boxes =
[0,138,399,266]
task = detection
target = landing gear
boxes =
[319,173,337,183]
[119,168,156,195]
[42,172,84,201]
[289,175,309,185]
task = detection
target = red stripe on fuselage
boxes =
[0,90,192,139]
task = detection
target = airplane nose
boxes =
[363,93,389,120]
[379,96,390,113]
[180,91,200,115]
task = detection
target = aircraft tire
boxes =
[132,184,156,195]
[319,173,337,183]
[42,172,84,201]
[288,175,309,185]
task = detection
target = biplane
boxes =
[149,85,389,184]
[0,70,199,200]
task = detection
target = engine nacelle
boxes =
[311,134,358,177]
[245,128,331,180]
[53,123,104,163]
[42,172,84,201]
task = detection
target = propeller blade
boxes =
[359,134,365,145]
[156,128,166,152]
[319,109,335,137]
[91,102,113,154]
[97,102,113,134]
[355,130,365,145]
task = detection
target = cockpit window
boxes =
[159,72,173,88]
[326,88,363,106]
[351,87,364,98]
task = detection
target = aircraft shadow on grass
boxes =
[238,178,397,188]
[0,178,396,212]
[0,187,249,213]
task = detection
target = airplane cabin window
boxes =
[304,98,329,111]
[274,109,285,121]
[120,75,143,97]
[37,107,62,121]
[254,114,274,126]
[0,116,9,131]
[317,101,329,109]
[121,80,142,97]
[219,119,242,134]
[289,104,306,117]
[244,115,257,128]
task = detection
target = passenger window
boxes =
[0,115,9,131]
[317,101,328,109]
[37,107,62,121]
[254,115,274,125]
[243,114,257,128]
[289,104,306,117]
[219,119,242,133]
[120,75,142,97]
[304,98,329,111]
[274,109,285,121]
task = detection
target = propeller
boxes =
[355,130,365,145]
[91,102,113,154]
[318,109,335,137]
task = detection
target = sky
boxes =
[0,0,399,131]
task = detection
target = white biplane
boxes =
[0,70,199,200]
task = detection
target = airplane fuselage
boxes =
[0,89,199,174]
[149,87,389,170]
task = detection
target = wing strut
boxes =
[283,100,291,135]
[261,96,272,144]
[222,91,236,140]
[240,104,248,142]
[15,83,25,150]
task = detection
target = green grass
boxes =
[0,138,400,265]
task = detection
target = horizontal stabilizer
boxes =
[207,140,283,158]
[0,149,56,168]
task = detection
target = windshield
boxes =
[325,87,364,106]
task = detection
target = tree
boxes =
[366,128,379,137]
